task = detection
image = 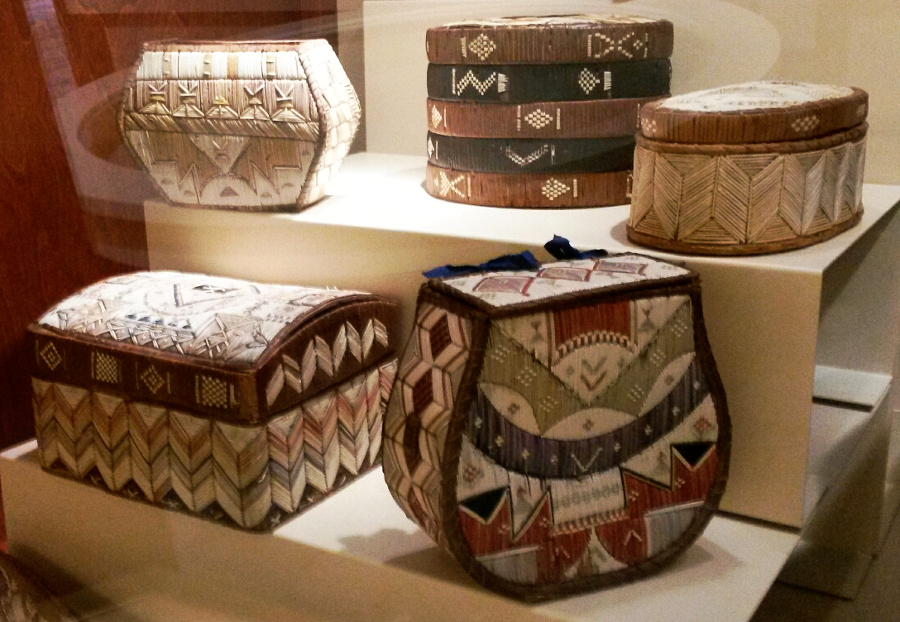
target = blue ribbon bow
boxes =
[423,235,607,278]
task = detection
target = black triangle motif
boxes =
[460,487,508,522]
[672,442,714,469]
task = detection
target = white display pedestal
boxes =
[143,154,900,533]
[141,153,900,597]
[0,441,800,622]
[4,155,898,616]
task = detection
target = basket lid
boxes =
[134,39,327,81]
[640,81,868,144]
[429,253,694,314]
[36,271,368,367]
[426,14,674,64]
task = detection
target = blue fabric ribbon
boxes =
[423,250,540,278]
[423,236,606,278]
[543,234,608,260]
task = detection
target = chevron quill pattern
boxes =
[629,133,866,253]
[302,391,340,493]
[780,150,824,235]
[91,393,132,491]
[31,359,396,531]
[336,375,369,475]
[212,423,272,527]
[32,379,60,467]
[129,403,170,501]
[47,383,94,478]
[169,411,215,512]
[267,407,305,512]
[366,361,392,464]
[822,142,850,222]
[266,318,391,407]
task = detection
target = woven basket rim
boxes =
[626,210,864,256]
[636,121,867,155]
[139,39,329,52]
[428,15,673,30]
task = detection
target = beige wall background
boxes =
[729,0,898,183]
[338,0,899,183]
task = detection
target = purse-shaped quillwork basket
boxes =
[383,249,730,600]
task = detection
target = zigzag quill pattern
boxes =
[212,422,272,526]
[303,392,340,493]
[336,375,370,475]
[630,133,865,250]
[129,403,170,501]
[267,407,306,512]
[91,393,132,491]
[267,319,391,406]
[31,359,396,530]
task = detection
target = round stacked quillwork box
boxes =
[628,81,869,254]
[424,15,674,208]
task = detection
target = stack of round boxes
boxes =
[424,15,674,208]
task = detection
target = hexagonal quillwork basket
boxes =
[119,40,360,212]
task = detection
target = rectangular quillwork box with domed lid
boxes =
[27,271,398,531]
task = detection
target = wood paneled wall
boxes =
[0,0,133,449]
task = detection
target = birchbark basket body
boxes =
[628,82,868,255]
[383,254,730,600]
[29,272,398,531]
[119,40,361,212]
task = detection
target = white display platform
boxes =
[144,153,900,534]
[5,156,898,615]
[0,440,800,622]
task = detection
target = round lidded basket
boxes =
[118,39,361,213]
[627,81,869,256]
